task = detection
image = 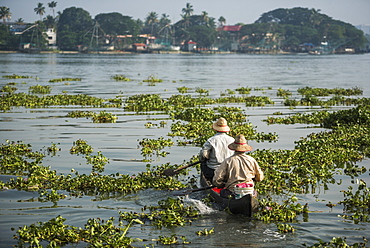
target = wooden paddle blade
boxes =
[163,169,177,176]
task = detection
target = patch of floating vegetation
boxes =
[2,74,31,79]
[111,74,131,81]
[1,84,370,247]
[29,84,51,94]
[48,78,81,83]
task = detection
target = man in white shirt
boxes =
[199,117,235,180]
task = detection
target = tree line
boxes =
[0,3,367,52]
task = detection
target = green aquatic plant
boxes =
[119,197,199,228]
[86,151,110,173]
[303,236,368,248]
[235,86,252,94]
[255,195,308,222]
[276,223,296,233]
[66,110,95,118]
[298,86,363,96]
[124,94,167,112]
[143,75,163,83]
[66,110,117,123]
[244,96,274,106]
[14,215,141,247]
[1,92,120,111]
[177,86,190,93]
[2,74,31,79]
[29,84,51,94]
[196,227,215,236]
[70,139,93,155]
[338,179,370,223]
[48,77,81,83]
[195,87,209,96]
[264,111,330,125]
[112,74,131,81]
[139,137,174,159]
[91,111,117,123]
[0,85,17,93]
[277,88,292,97]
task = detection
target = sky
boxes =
[2,0,370,26]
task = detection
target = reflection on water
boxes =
[0,53,369,247]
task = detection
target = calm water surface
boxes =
[0,53,369,247]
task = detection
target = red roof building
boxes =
[217,25,242,32]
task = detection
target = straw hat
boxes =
[212,117,230,132]
[228,134,253,152]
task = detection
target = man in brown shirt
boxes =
[213,134,264,199]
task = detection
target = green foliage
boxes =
[57,7,94,50]
[251,7,366,49]
[66,110,95,118]
[91,111,117,123]
[177,86,190,93]
[0,85,17,93]
[111,74,131,81]
[264,110,330,125]
[303,237,368,248]
[14,215,140,247]
[196,227,214,236]
[338,180,370,223]
[2,74,30,79]
[29,84,51,94]
[277,88,292,97]
[95,12,141,42]
[119,197,199,228]
[235,87,252,94]
[276,223,296,233]
[49,77,81,83]
[322,104,370,128]
[298,87,363,96]
[124,94,167,112]
[70,139,93,155]
[255,195,307,222]
[138,137,174,159]
[1,92,120,111]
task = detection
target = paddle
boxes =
[171,185,217,196]
[163,161,201,176]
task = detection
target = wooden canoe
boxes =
[200,173,258,216]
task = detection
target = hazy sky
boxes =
[2,0,370,26]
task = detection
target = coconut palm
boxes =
[0,6,12,24]
[48,1,57,18]
[201,11,209,26]
[182,3,193,18]
[44,15,55,29]
[145,11,158,35]
[218,16,226,27]
[34,3,45,21]
[15,18,25,25]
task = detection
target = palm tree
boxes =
[48,1,57,18]
[145,11,158,35]
[0,6,12,24]
[201,11,209,26]
[44,15,55,29]
[182,3,193,19]
[34,3,45,21]
[15,18,24,25]
[218,16,226,27]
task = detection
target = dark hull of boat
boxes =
[200,174,258,216]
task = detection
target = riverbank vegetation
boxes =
[0,3,368,53]
[0,72,369,246]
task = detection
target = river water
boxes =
[0,52,369,247]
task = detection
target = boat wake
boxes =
[182,195,216,214]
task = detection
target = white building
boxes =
[44,28,57,49]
